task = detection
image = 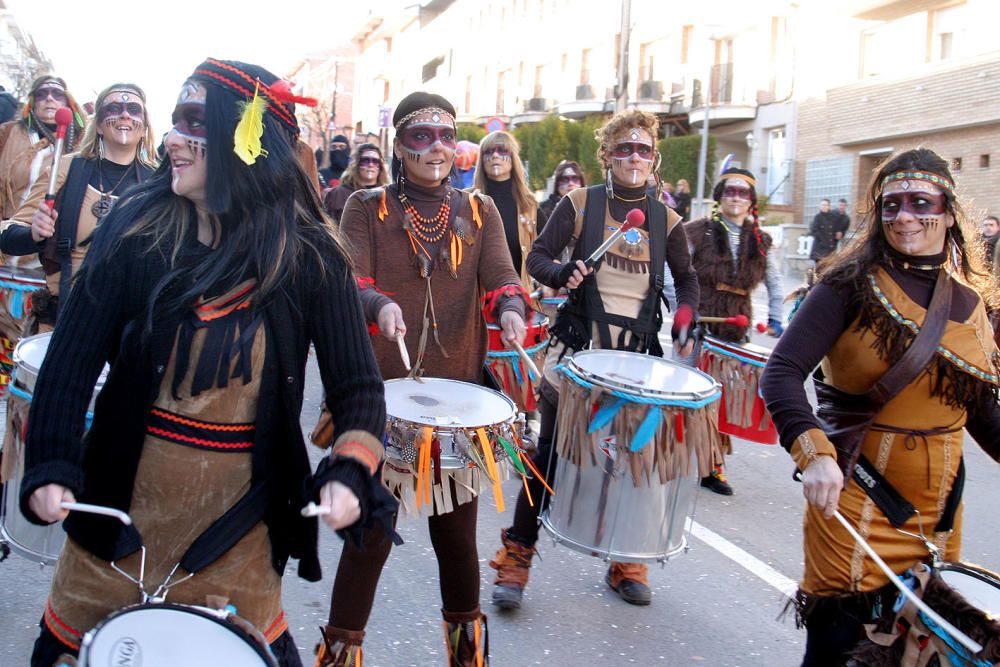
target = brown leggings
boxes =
[328,482,481,629]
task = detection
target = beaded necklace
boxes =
[399,188,452,243]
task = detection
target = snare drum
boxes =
[0,333,107,564]
[383,378,524,515]
[78,603,277,666]
[697,335,778,445]
[542,350,721,562]
[486,311,549,412]
[0,268,46,398]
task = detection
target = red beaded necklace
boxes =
[400,190,452,243]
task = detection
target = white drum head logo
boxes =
[111,637,141,665]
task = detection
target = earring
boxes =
[98,135,105,160]
[398,160,407,191]
[605,167,614,199]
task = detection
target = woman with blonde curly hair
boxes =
[0,83,156,329]
[473,130,541,296]
[489,108,700,609]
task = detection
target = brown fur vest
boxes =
[685,216,772,341]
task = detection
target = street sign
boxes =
[378,105,391,129]
[484,116,506,133]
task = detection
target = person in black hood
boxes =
[538,160,585,229]
[320,133,350,186]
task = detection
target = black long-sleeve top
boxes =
[18,209,387,581]
[526,183,699,312]
[761,250,1000,462]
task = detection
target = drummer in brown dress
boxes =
[684,167,785,495]
[317,91,527,667]
[489,108,700,608]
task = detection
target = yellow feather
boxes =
[233,81,269,165]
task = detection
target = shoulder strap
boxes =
[867,269,953,405]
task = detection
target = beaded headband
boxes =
[881,170,954,194]
[394,107,455,130]
[720,173,756,187]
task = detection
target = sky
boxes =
[7,0,398,133]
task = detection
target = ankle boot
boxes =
[606,561,652,606]
[314,625,364,667]
[489,528,536,610]
[441,607,489,666]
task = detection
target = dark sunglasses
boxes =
[484,146,512,158]
[358,156,382,167]
[558,175,582,184]
[33,87,67,103]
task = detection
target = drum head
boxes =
[13,332,109,394]
[703,335,771,363]
[385,378,517,428]
[568,350,718,401]
[80,603,275,666]
[938,563,1000,617]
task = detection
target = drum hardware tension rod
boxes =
[831,509,983,654]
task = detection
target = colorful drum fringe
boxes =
[554,364,722,487]
[698,340,778,444]
[485,339,547,413]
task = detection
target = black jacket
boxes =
[19,210,386,582]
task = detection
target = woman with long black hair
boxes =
[20,59,389,667]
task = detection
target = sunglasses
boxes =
[558,175,582,185]
[722,185,754,201]
[33,87,67,103]
[98,101,145,122]
[611,142,654,159]
[358,156,382,167]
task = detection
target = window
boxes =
[639,42,654,82]
[765,127,789,205]
[981,154,990,169]
[804,156,853,216]
[680,25,693,65]
[939,32,953,60]
[534,65,544,98]
[497,70,506,114]
[465,75,472,113]
[581,48,591,85]
[560,53,568,73]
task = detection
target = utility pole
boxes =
[614,0,632,113]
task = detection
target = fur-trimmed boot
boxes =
[314,625,364,667]
[441,607,489,666]
[489,528,537,610]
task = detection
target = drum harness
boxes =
[549,185,670,359]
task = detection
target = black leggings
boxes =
[509,391,559,546]
[328,481,481,630]
[31,619,303,667]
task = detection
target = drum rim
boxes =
[384,377,518,427]
[486,312,549,330]
[567,350,720,401]
[12,332,52,377]
[936,561,1000,586]
[79,601,277,665]
[702,335,771,362]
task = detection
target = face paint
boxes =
[397,123,457,161]
[169,81,208,158]
[881,191,948,228]
[611,142,655,161]
[98,92,145,145]
[483,146,512,160]
[722,185,754,201]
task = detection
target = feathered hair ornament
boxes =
[234,80,268,165]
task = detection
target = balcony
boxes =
[511,97,550,127]
[631,79,673,115]
[687,63,758,127]
[554,84,611,119]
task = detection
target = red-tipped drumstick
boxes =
[756,321,768,333]
[698,314,749,327]
[45,107,73,212]
[584,208,645,268]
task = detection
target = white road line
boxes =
[687,519,799,599]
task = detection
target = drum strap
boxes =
[559,186,666,355]
[40,156,92,303]
[853,453,965,534]
[178,482,269,574]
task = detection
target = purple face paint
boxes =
[881,191,948,224]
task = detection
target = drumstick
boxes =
[831,509,983,654]
[45,108,74,212]
[60,501,133,526]
[511,340,541,380]
[396,331,411,371]
[697,315,749,326]
[583,209,645,268]
[300,501,331,518]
